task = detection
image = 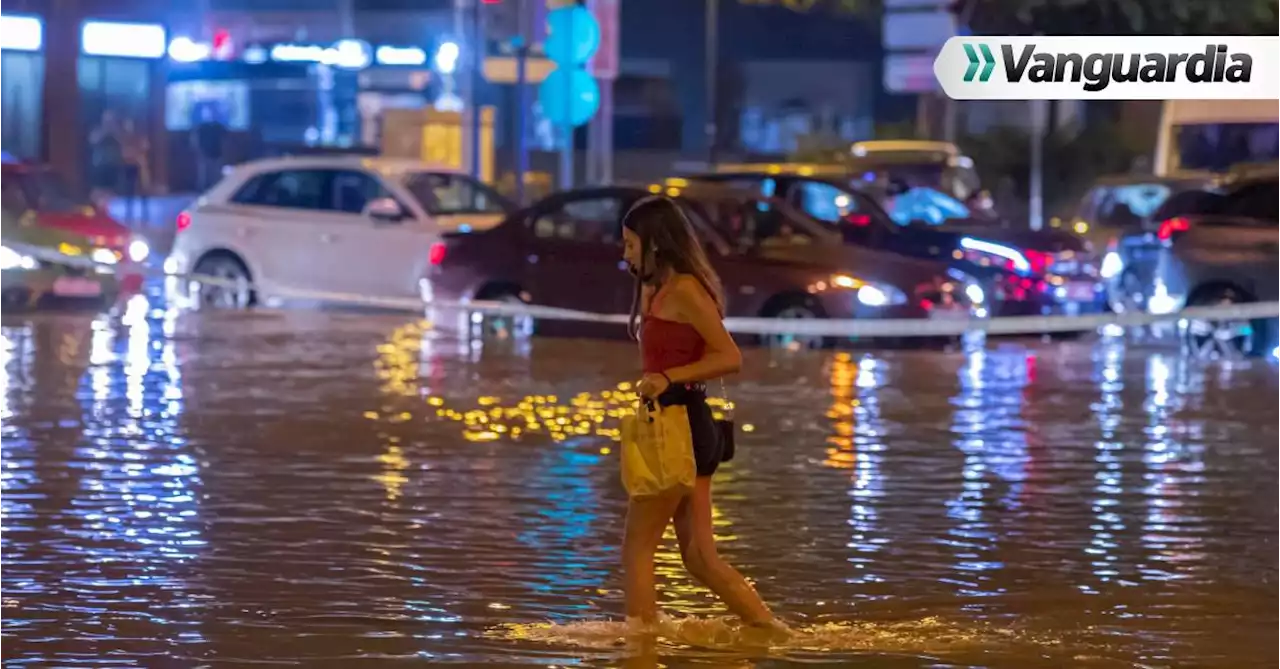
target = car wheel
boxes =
[471,288,534,340]
[1179,286,1264,360]
[763,298,825,350]
[192,254,254,309]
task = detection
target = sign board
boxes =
[883,0,946,7]
[882,10,956,50]
[588,0,620,80]
[884,53,938,93]
[381,107,496,184]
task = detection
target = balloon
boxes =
[544,5,601,67]
[538,68,600,127]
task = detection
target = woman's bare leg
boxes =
[673,476,776,625]
[622,491,683,624]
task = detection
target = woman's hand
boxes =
[636,372,670,399]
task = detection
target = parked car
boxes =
[1140,168,1278,358]
[165,156,516,308]
[422,184,980,346]
[677,171,1104,318]
[2,206,123,311]
[1,158,148,295]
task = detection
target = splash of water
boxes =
[490,614,1059,656]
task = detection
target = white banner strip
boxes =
[9,241,1278,338]
[934,36,1280,100]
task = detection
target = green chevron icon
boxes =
[963,43,996,82]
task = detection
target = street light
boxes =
[435,41,460,74]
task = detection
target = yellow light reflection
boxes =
[823,353,887,584]
[377,321,744,444]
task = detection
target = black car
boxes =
[677,171,1105,317]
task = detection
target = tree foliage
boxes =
[959,0,1278,37]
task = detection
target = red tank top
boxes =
[641,284,704,374]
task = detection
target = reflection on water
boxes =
[2,310,1277,667]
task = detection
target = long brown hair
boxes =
[622,196,725,340]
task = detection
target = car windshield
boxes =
[1082,182,1181,226]
[401,172,512,216]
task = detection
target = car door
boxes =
[314,169,433,300]
[222,168,331,295]
[522,192,634,317]
[1194,180,1280,298]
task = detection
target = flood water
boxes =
[2,298,1277,668]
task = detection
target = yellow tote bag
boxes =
[620,398,696,499]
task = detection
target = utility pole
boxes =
[514,0,530,203]
[42,0,83,190]
[704,0,719,167]
[470,0,485,181]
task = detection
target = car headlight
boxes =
[128,238,150,263]
[826,273,906,306]
[1099,251,1123,279]
[91,248,119,265]
[0,245,37,271]
[965,283,986,304]
[856,284,889,306]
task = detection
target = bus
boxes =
[1153,100,1279,177]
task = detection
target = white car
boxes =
[166,156,513,308]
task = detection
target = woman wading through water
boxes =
[619,196,788,635]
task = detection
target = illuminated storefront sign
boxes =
[0,15,43,52]
[163,35,429,70]
[375,45,428,66]
[271,39,372,69]
[82,20,166,59]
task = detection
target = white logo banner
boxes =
[933,36,1280,100]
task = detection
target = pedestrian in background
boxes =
[191,105,227,190]
[88,110,124,208]
[119,118,150,225]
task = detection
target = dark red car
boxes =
[1,159,148,295]
[421,185,981,345]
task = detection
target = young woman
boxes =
[619,196,784,632]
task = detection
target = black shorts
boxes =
[658,384,724,477]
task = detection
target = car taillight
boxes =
[176,211,192,232]
[1156,216,1190,241]
[844,213,871,227]
[428,242,447,266]
[1023,249,1051,275]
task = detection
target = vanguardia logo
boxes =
[962,44,996,82]
[934,37,1277,100]
[997,44,1253,91]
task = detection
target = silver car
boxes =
[1146,169,1278,358]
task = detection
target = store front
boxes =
[0,13,167,193]
[1,15,45,160]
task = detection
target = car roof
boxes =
[851,140,959,155]
[231,155,468,179]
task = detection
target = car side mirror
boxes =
[367,197,407,222]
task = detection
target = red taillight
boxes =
[1023,249,1051,275]
[844,213,871,227]
[176,211,192,232]
[1156,216,1190,241]
[428,242,447,266]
